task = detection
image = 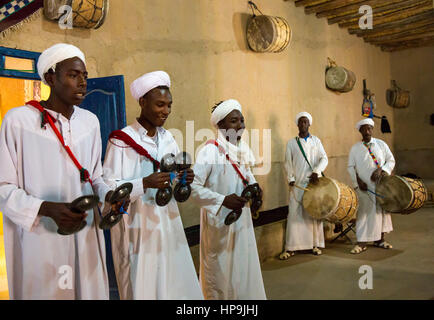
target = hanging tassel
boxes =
[381,116,391,133]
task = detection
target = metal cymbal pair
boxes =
[57,194,100,235]
[224,183,263,226]
[99,182,133,230]
[156,152,192,206]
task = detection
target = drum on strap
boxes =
[376,175,428,214]
[302,177,358,224]
[43,0,109,29]
[325,58,356,93]
[247,15,292,53]
[386,80,410,109]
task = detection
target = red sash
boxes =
[108,130,160,170]
[26,100,93,186]
[206,139,249,187]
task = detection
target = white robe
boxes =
[190,142,266,300]
[284,135,328,251]
[0,104,111,300]
[348,138,395,242]
[102,120,203,300]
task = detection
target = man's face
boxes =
[298,117,310,134]
[45,57,88,106]
[218,110,245,144]
[359,124,373,141]
[139,87,172,128]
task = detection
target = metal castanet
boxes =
[155,153,176,207]
[224,183,263,225]
[173,152,193,203]
[386,80,410,108]
[247,15,292,53]
[376,175,428,214]
[99,182,133,230]
[43,0,109,29]
[57,194,100,235]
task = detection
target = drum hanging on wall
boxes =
[43,0,109,29]
[325,59,356,93]
[246,15,292,53]
[386,80,410,108]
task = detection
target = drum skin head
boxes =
[302,177,339,220]
[376,176,413,212]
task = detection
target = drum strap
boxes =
[26,100,93,187]
[295,137,313,171]
[108,130,160,172]
[206,140,249,187]
[363,142,381,169]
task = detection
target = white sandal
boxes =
[312,247,322,256]
[374,241,393,249]
[350,245,367,254]
[279,251,295,260]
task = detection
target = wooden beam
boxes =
[362,18,434,40]
[318,0,406,19]
[295,0,329,7]
[338,0,432,29]
[381,37,434,51]
[367,23,434,43]
[304,0,364,15]
[327,0,424,25]
[375,30,434,45]
[348,10,434,37]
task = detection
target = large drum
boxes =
[386,80,410,108]
[376,175,428,214]
[246,15,292,53]
[302,177,358,224]
[325,65,356,93]
[43,0,109,29]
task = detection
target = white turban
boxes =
[37,43,86,85]
[295,112,312,126]
[356,118,375,130]
[210,99,242,128]
[130,71,171,101]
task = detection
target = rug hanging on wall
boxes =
[0,0,43,38]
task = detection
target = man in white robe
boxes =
[190,99,266,300]
[348,118,395,254]
[280,112,328,260]
[0,43,115,299]
[102,71,203,300]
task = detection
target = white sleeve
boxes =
[380,141,395,175]
[347,146,359,189]
[313,138,328,175]
[284,140,295,183]
[0,115,42,232]
[102,138,144,203]
[190,147,225,216]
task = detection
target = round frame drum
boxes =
[302,177,358,224]
[376,176,428,214]
[325,66,356,93]
[247,15,292,53]
[44,0,109,29]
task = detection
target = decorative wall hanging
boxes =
[0,0,43,38]
[43,0,108,29]
[361,79,391,134]
[386,80,410,108]
[325,57,356,93]
[246,1,291,53]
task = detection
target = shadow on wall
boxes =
[232,12,252,52]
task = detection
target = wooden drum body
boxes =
[386,87,410,108]
[376,175,428,214]
[247,15,292,53]
[302,177,358,224]
[325,66,356,93]
[44,0,109,29]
